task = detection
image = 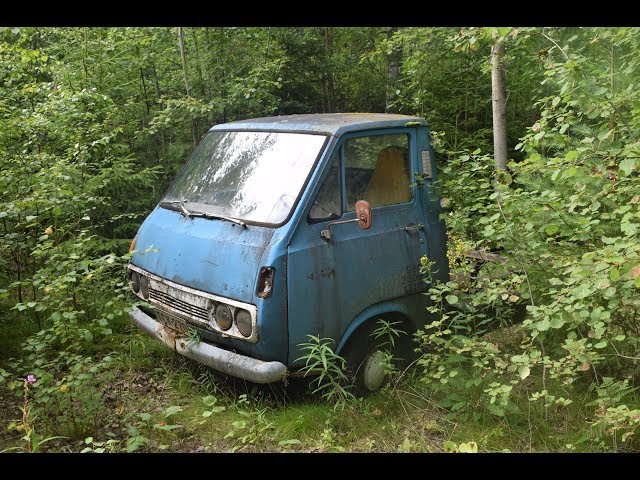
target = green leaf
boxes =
[549,316,565,329]
[518,366,530,380]
[126,435,146,452]
[545,224,559,236]
[445,295,459,305]
[278,439,301,446]
[594,341,607,349]
[610,267,620,281]
[202,395,217,407]
[443,440,458,452]
[163,406,182,418]
[620,158,636,176]
[536,319,550,331]
[564,150,579,162]
[458,441,478,453]
[52,206,62,217]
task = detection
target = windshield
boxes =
[161,131,327,225]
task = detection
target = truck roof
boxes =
[208,113,428,136]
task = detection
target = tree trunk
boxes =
[140,67,150,115]
[82,28,89,88]
[204,27,213,100]
[491,42,508,170]
[321,28,336,113]
[385,27,402,113]
[192,29,207,99]
[178,27,191,97]
[178,27,198,147]
[152,65,166,153]
[98,28,103,87]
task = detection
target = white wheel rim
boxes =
[362,350,386,391]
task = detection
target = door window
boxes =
[343,134,412,211]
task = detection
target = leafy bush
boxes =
[417,27,640,449]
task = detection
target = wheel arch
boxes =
[335,301,417,356]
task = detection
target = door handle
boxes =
[404,223,425,233]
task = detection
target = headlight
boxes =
[140,275,149,299]
[129,270,140,294]
[235,309,252,337]
[215,303,232,331]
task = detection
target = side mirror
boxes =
[320,200,372,240]
[354,200,371,229]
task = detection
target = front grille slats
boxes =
[128,264,259,343]
[149,288,209,321]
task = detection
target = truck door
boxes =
[287,129,429,365]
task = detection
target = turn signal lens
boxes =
[256,267,275,299]
[129,235,138,253]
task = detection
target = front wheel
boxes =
[342,320,413,396]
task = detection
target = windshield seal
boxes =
[158,131,330,228]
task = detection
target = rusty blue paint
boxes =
[286,126,437,365]
[132,207,273,302]
[129,113,449,380]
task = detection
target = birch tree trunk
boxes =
[491,41,508,170]
[385,27,402,113]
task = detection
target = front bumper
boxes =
[129,306,287,384]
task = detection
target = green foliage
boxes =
[224,406,274,452]
[296,335,357,410]
[417,26,640,450]
[2,25,640,452]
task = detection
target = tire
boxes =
[342,319,413,396]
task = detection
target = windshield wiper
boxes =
[159,200,192,218]
[159,200,247,228]
[189,211,247,228]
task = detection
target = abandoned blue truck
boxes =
[127,113,449,393]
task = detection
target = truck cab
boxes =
[128,113,449,393]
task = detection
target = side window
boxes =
[343,134,412,211]
[308,154,341,222]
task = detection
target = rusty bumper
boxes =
[129,306,287,384]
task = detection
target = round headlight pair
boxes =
[129,271,140,294]
[210,303,252,338]
[129,270,149,299]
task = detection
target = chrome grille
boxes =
[128,263,259,343]
[149,287,209,322]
